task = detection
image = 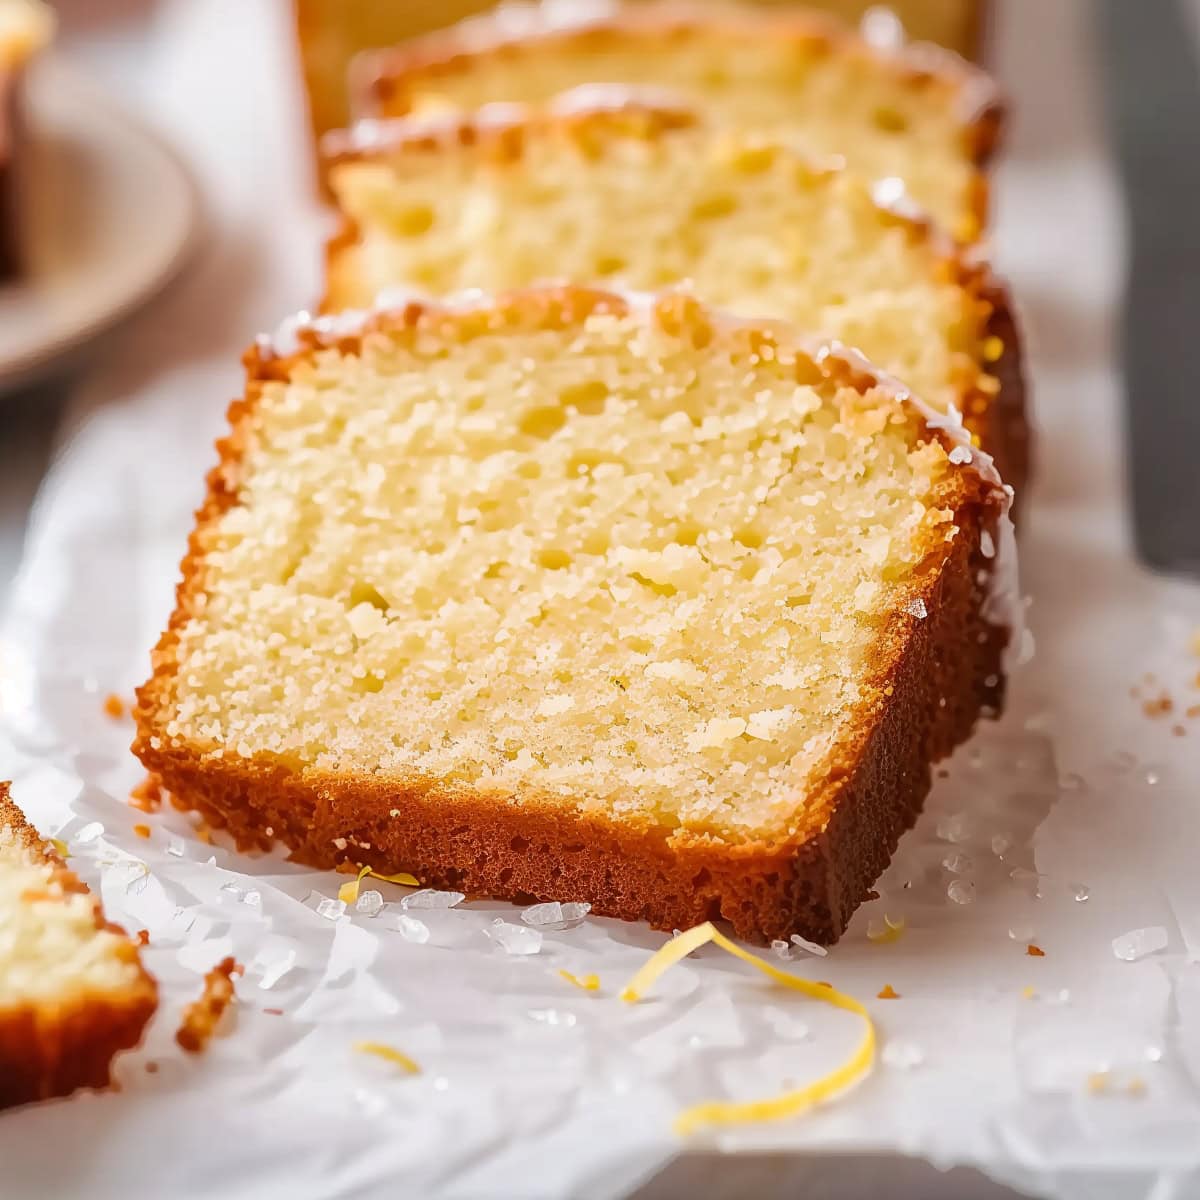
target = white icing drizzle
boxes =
[546,81,695,117]
[870,176,930,228]
[257,287,1024,663]
[327,86,696,161]
[859,6,906,51]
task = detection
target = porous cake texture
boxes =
[354,0,1002,239]
[324,101,1027,492]
[0,783,157,1108]
[134,287,1013,943]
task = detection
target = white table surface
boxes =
[1,3,1198,1199]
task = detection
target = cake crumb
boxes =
[1173,724,1187,738]
[1142,693,1173,718]
[136,929,150,945]
[102,693,126,720]
[129,774,164,813]
[877,983,900,999]
[1086,1070,1110,1095]
[1021,986,1036,999]
[176,957,240,1053]
[133,823,151,839]
[1026,943,1045,957]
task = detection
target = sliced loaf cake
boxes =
[134,287,1015,943]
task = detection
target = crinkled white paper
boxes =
[1,1,1199,1198]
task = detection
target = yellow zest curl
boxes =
[866,914,906,944]
[338,864,422,904]
[558,969,600,992]
[353,1040,421,1074]
[619,921,875,1135]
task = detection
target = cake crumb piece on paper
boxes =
[129,774,164,813]
[877,983,900,1000]
[176,957,241,1053]
[102,693,126,720]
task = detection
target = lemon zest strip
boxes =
[369,869,421,887]
[866,915,906,944]
[338,865,421,905]
[618,921,876,1135]
[338,865,372,905]
[619,923,715,1002]
[558,969,600,992]
[49,837,69,859]
[353,1040,421,1074]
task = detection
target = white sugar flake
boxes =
[521,900,590,929]
[402,889,465,910]
[1112,926,1168,962]
[489,919,543,955]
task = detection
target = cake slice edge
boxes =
[0,784,158,1109]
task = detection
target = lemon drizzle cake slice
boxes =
[0,784,157,1108]
[352,0,1003,240]
[134,287,1015,944]
[323,99,1027,494]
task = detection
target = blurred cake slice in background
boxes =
[0,0,52,278]
[295,1,989,200]
[350,2,1001,239]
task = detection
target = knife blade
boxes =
[1096,0,1200,575]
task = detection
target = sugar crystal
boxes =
[942,852,972,874]
[789,934,828,957]
[527,1008,577,1027]
[74,822,105,844]
[948,445,973,465]
[316,897,346,921]
[402,889,465,910]
[946,879,975,905]
[356,889,384,916]
[882,1039,925,1069]
[1069,882,1090,903]
[521,900,591,929]
[393,914,430,944]
[1112,926,1167,962]
[770,939,793,961]
[991,833,1013,857]
[489,919,542,955]
[936,813,971,843]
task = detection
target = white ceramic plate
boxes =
[0,56,200,394]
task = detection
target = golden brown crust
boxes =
[0,784,158,1110]
[133,285,1010,945]
[319,104,1028,495]
[351,0,1005,234]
